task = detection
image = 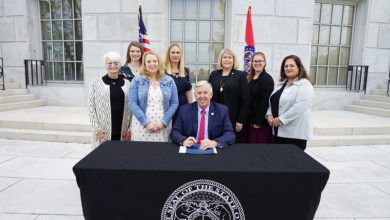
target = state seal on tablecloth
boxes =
[161,179,245,220]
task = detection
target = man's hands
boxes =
[183,137,196,147]
[199,139,218,150]
[182,137,218,150]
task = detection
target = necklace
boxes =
[219,71,231,92]
[107,74,118,85]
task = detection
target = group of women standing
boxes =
[88,41,314,150]
[88,42,190,148]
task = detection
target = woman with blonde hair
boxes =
[120,41,143,82]
[208,49,250,143]
[128,51,179,141]
[164,43,192,124]
[88,51,132,148]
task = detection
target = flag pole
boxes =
[243,0,255,73]
[138,0,151,51]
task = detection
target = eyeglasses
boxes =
[106,62,120,67]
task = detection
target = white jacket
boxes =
[266,78,314,140]
[88,77,132,148]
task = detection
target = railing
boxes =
[0,58,4,90]
[24,59,46,88]
[346,65,369,94]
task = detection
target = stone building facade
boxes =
[0,0,389,108]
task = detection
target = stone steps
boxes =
[309,134,390,147]
[1,77,14,83]
[0,94,36,104]
[0,106,91,144]
[0,88,28,96]
[3,83,20,89]
[345,105,390,117]
[378,83,389,90]
[314,126,390,135]
[371,89,387,96]
[0,77,91,144]
[353,99,390,110]
[0,77,46,112]
[0,100,46,112]
[0,120,91,132]
[362,95,390,102]
[317,84,390,146]
[0,127,90,143]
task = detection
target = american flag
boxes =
[138,5,151,51]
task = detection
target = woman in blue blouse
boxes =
[164,44,192,124]
[128,51,179,142]
[120,41,143,82]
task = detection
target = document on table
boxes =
[179,143,217,154]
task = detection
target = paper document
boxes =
[179,143,217,154]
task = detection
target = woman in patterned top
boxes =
[128,51,179,142]
[88,51,132,148]
[120,41,143,82]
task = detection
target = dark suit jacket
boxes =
[208,69,250,126]
[170,102,235,148]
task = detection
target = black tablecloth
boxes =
[73,141,329,220]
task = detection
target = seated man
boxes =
[170,80,235,150]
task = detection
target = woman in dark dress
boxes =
[208,49,250,143]
[164,43,192,124]
[120,41,144,82]
[245,52,274,143]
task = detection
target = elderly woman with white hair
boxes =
[88,51,132,148]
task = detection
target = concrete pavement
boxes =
[0,139,389,219]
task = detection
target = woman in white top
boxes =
[266,55,314,150]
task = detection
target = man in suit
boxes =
[170,80,235,150]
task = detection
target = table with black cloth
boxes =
[73,141,329,220]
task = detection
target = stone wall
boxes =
[0,0,30,87]
[1,0,389,108]
[81,0,168,105]
[362,0,390,92]
[231,0,314,80]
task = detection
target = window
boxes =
[311,2,355,86]
[170,0,226,83]
[39,0,83,82]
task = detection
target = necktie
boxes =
[198,109,206,142]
